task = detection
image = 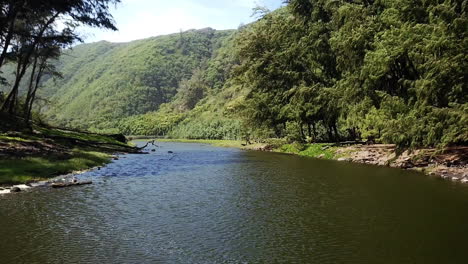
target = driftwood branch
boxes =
[137,140,157,150]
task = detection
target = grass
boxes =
[0,126,133,185]
[36,127,129,147]
[0,150,110,185]
[276,143,338,159]
[0,134,35,142]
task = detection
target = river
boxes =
[2,141,468,263]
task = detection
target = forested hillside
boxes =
[3,0,466,148]
[119,0,468,148]
[36,28,234,131]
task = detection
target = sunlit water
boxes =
[2,141,468,263]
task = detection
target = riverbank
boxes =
[0,126,139,186]
[154,139,468,181]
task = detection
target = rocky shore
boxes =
[333,145,468,181]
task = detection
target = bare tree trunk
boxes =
[1,58,27,114]
[26,59,46,122]
[333,124,339,142]
[312,122,317,140]
[23,53,39,119]
[299,122,305,140]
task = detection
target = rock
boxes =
[317,154,325,159]
[151,149,156,152]
[168,151,173,154]
[451,177,460,182]
[10,187,21,193]
[51,181,93,188]
[0,187,4,190]
[398,161,414,169]
[440,174,451,180]
[98,167,101,170]
[113,156,119,160]
[461,178,468,184]
[337,157,351,162]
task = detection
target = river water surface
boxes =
[2,141,468,263]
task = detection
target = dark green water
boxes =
[2,142,468,263]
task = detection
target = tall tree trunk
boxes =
[312,122,317,140]
[307,123,312,138]
[1,58,27,114]
[23,53,39,119]
[299,122,305,140]
[333,124,339,142]
[327,124,334,142]
[26,59,46,122]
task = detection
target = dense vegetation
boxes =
[232,0,467,148]
[2,0,467,149]
[117,0,468,148]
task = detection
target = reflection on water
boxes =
[2,141,468,263]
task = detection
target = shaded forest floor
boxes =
[0,126,139,185]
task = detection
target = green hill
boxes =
[39,28,235,132]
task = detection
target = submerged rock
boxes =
[10,187,21,193]
[337,157,351,162]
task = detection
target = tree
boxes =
[0,0,120,122]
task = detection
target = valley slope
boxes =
[38,28,239,135]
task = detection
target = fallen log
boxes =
[51,181,93,188]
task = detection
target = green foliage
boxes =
[118,104,185,136]
[278,143,337,159]
[5,1,464,149]
[168,117,241,140]
[231,1,467,147]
